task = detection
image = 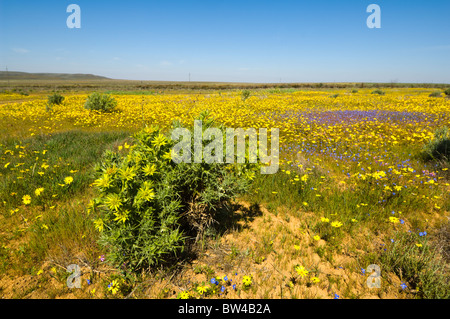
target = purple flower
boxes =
[400,282,407,290]
[400,219,405,224]
[232,284,236,290]
[361,268,366,275]
[221,286,226,292]
[334,293,340,299]
[210,278,218,285]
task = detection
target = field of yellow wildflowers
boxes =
[0,86,449,299]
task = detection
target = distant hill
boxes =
[0,71,110,80]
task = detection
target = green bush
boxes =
[371,89,385,95]
[47,93,65,105]
[429,91,442,98]
[84,92,117,112]
[91,113,257,272]
[241,90,251,101]
[444,88,450,96]
[422,126,450,162]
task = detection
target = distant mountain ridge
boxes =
[0,71,110,80]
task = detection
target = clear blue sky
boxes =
[1,0,449,83]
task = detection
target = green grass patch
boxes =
[379,231,449,299]
[27,197,102,268]
[0,130,130,211]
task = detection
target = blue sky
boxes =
[1,0,449,83]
